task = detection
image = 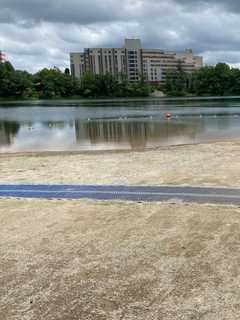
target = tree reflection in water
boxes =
[0,121,20,146]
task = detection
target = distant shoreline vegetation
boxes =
[0,62,151,99]
[165,63,240,97]
[0,61,240,100]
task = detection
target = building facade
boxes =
[0,51,6,63]
[70,39,203,85]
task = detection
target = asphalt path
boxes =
[0,184,240,205]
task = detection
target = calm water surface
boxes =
[1,97,240,152]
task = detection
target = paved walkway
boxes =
[0,184,240,205]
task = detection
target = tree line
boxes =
[1,60,240,99]
[165,62,240,96]
[0,61,151,99]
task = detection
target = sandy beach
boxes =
[1,199,240,320]
[1,142,240,319]
[1,141,240,187]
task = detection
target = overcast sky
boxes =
[0,0,239,72]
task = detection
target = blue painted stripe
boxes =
[0,184,239,204]
[0,184,237,193]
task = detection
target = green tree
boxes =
[190,63,231,96]
[0,62,35,98]
[64,68,70,75]
[34,68,77,98]
[165,62,188,96]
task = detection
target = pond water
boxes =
[1,97,240,153]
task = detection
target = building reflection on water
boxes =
[75,119,199,150]
[0,115,239,152]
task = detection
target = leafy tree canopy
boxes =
[0,62,152,99]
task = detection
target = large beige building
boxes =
[0,51,6,63]
[70,39,203,85]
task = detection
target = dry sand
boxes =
[1,141,240,187]
[1,199,240,320]
[2,142,240,319]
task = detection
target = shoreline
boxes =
[1,95,240,104]
[1,139,240,158]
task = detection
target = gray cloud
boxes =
[0,0,240,72]
[0,0,139,24]
[174,0,240,12]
